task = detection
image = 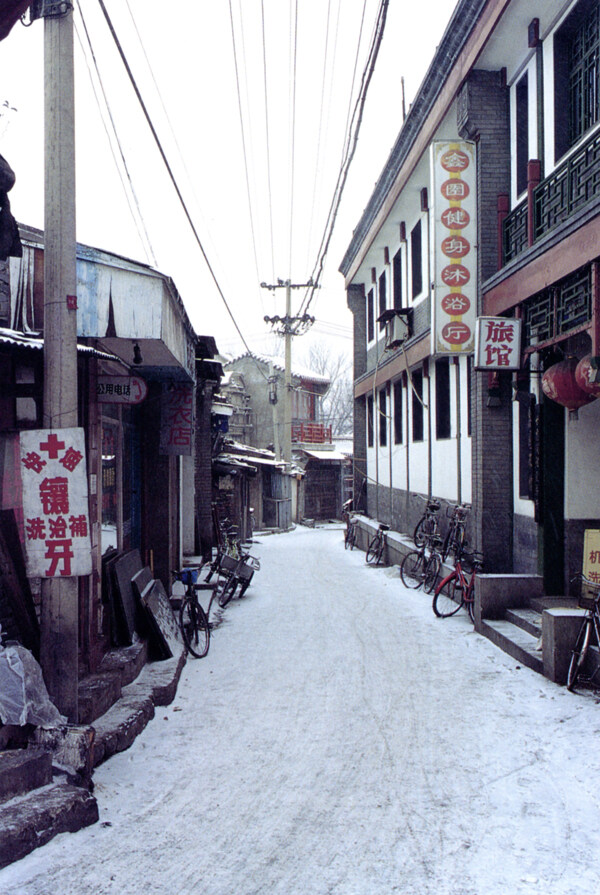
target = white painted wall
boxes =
[565,397,600,519]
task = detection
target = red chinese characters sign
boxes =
[474,317,522,371]
[431,141,477,355]
[159,382,194,456]
[19,428,92,578]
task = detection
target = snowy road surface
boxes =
[3,525,600,895]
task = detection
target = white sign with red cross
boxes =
[19,428,92,578]
[474,317,522,370]
[431,141,477,356]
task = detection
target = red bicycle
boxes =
[432,549,483,623]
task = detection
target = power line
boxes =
[228,0,265,314]
[95,0,261,362]
[299,0,390,318]
[74,2,157,266]
[260,0,276,282]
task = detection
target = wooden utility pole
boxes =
[262,279,315,469]
[40,1,79,720]
[283,281,292,467]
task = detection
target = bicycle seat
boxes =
[428,501,441,512]
[379,523,390,531]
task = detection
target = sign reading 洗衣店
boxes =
[19,428,92,578]
[431,140,477,356]
[159,382,194,456]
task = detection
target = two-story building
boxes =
[224,351,346,522]
[341,0,600,600]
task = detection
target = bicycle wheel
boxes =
[567,619,591,691]
[366,535,382,564]
[179,597,210,658]
[466,592,476,623]
[433,575,464,617]
[414,517,436,548]
[345,526,355,550]
[423,553,442,594]
[238,572,253,598]
[217,574,238,608]
[400,551,425,588]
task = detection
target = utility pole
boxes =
[262,279,315,469]
[34,0,79,720]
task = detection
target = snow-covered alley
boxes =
[3,524,600,895]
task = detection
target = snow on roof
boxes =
[226,351,330,384]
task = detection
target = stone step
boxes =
[505,607,543,638]
[0,749,52,805]
[78,643,148,725]
[480,618,544,675]
[0,781,98,869]
[529,596,579,613]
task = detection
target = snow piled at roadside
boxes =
[3,524,600,895]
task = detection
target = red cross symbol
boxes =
[39,433,66,460]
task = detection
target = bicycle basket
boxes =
[579,580,600,610]
[221,553,239,574]
[180,567,200,586]
[460,551,483,573]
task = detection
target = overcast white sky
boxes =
[0,0,459,359]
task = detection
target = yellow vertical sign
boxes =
[583,529,600,583]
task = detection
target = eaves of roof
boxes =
[339,0,492,280]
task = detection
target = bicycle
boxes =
[366,523,389,564]
[345,513,358,550]
[400,535,443,593]
[413,498,441,548]
[214,550,261,607]
[172,567,215,659]
[441,503,470,561]
[432,548,483,623]
[567,575,600,692]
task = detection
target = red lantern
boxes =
[575,354,600,398]
[541,357,596,411]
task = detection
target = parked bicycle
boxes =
[432,548,483,623]
[366,523,389,564]
[441,502,470,561]
[214,550,261,607]
[413,497,441,548]
[345,513,358,550]
[567,574,600,692]
[172,567,214,659]
[400,535,443,593]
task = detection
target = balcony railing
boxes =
[502,199,528,263]
[501,129,600,266]
[291,422,332,444]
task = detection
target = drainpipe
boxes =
[455,357,462,504]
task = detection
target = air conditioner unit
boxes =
[377,309,412,349]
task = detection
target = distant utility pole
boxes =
[262,279,314,468]
[33,0,79,720]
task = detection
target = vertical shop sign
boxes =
[474,317,522,370]
[583,529,600,585]
[19,428,92,578]
[431,141,477,355]
[159,382,194,455]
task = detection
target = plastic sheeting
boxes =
[0,642,66,728]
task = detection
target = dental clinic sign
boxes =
[19,428,92,578]
[431,141,477,356]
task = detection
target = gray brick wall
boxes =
[0,260,10,326]
[458,69,514,571]
[348,285,368,512]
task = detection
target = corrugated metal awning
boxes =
[0,327,126,364]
